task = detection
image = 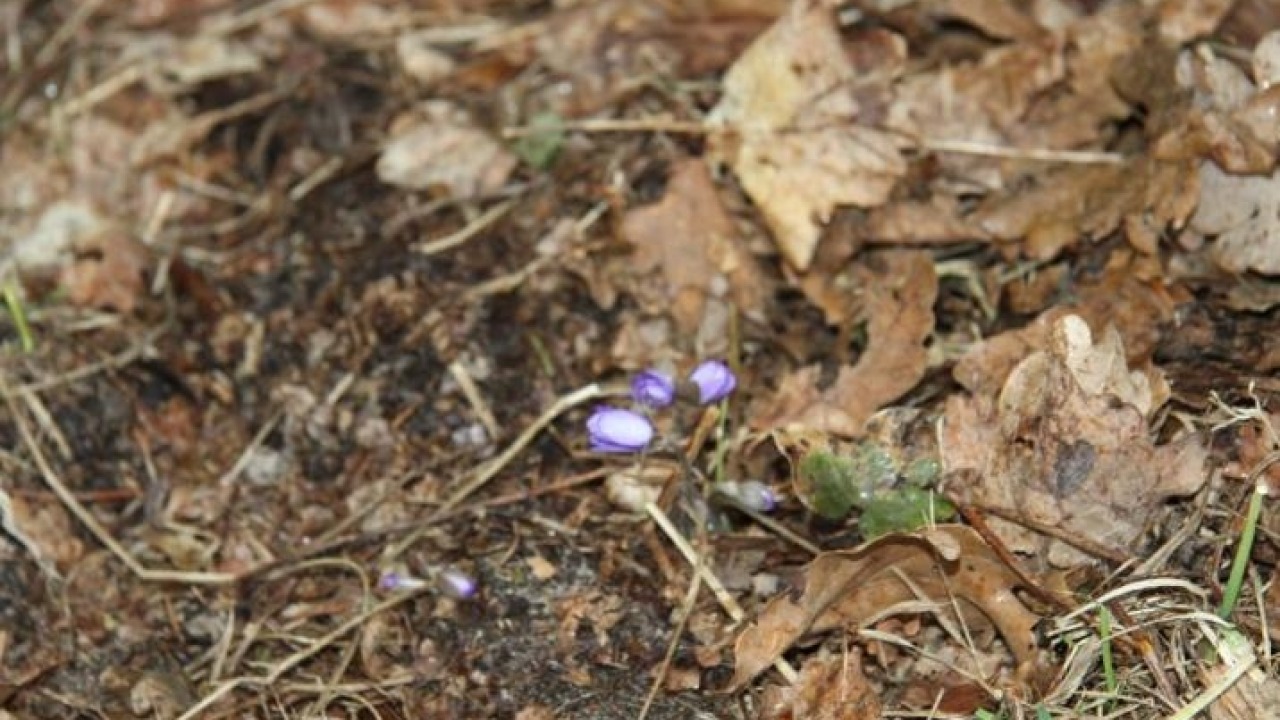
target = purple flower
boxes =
[587,406,654,453]
[631,370,676,408]
[438,568,478,599]
[689,360,737,404]
[716,480,778,512]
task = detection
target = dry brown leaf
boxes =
[941,314,1207,568]
[620,159,768,335]
[487,0,769,117]
[358,612,415,683]
[709,1,906,271]
[958,256,1179,398]
[757,651,882,720]
[926,0,1049,42]
[971,156,1200,258]
[885,4,1140,197]
[0,492,85,573]
[752,251,936,437]
[298,0,401,38]
[376,102,517,197]
[1257,30,1280,86]
[864,195,989,244]
[1051,315,1161,416]
[125,0,232,27]
[12,201,152,313]
[1202,629,1280,720]
[396,34,457,87]
[556,591,624,656]
[1157,0,1237,43]
[729,525,1046,692]
[1188,162,1280,276]
[1147,47,1278,174]
[129,35,263,94]
[59,228,152,313]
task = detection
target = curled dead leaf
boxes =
[752,250,937,437]
[730,524,1046,693]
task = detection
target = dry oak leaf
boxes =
[1157,0,1237,43]
[376,102,516,198]
[1188,160,1280,276]
[751,250,936,437]
[940,315,1207,568]
[621,159,768,335]
[955,263,1179,401]
[708,0,905,271]
[1148,48,1278,174]
[729,525,1046,692]
[971,156,1200,258]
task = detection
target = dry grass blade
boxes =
[385,382,604,559]
[1,372,236,585]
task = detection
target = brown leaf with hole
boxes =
[708,1,906,271]
[751,250,936,437]
[941,314,1207,568]
[729,525,1046,692]
[60,228,151,314]
[621,159,768,335]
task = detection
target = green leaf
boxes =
[902,456,940,487]
[796,444,894,520]
[858,488,954,540]
[511,112,565,169]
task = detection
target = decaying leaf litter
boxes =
[2,0,1280,717]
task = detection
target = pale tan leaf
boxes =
[709,2,905,270]
[377,102,517,197]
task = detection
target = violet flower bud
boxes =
[715,480,778,512]
[378,570,426,592]
[587,406,654,453]
[437,568,478,599]
[631,370,676,408]
[689,360,737,404]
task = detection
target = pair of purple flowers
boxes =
[587,360,736,454]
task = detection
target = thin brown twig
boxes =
[971,501,1133,565]
[954,503,1074,612]
[174,588,424,720]
[638,568,702,720]
[645,500,799,683]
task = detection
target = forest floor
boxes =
[3,1,1280,718]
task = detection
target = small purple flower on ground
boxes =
[736,480,778,512]
[438,568,478,599]
[631,369,676,408]
[587,406,654,453]
[689,360,737,404]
